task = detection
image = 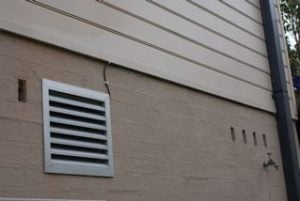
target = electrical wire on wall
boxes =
[103,62,112,96]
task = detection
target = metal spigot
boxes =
[263,152,279,170]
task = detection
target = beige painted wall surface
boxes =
[0,31,287,201]
[0,0,278,113]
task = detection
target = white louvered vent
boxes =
[42,79,114,177]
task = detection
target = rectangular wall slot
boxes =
[242,130,247,144]
[263,134,268,147]
[18,79,27,102]
[253,132,257,146]
[230,127,236,142]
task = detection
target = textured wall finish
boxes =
[0,32,287,201]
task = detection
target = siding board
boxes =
[0,0,276,112]
[102,0,269,71]
[220,0,263,24]
[187,0,265,40]
[246,0,260,8]
[150,0,267,56]
[28,0,274,90]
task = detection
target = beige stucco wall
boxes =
[0,31,287,201]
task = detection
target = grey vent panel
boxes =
[42,79,114,177]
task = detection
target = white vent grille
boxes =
[42,79,114,177]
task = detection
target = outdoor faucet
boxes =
[263,152,279,170]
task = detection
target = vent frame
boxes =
[42,79,114,177]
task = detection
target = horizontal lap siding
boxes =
[0,0,276,112]
[39,0,271,89]
[221,0,262,24]
[152,0,267,57]
[189,0,265,40]
[246,0,261,9]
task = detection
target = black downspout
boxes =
[260,0,300,200]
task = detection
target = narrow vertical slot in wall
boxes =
[253,132,257,146]
[242,130,247,144]
[230,127,236,142]
[263,134,268,147]
[18,79,27,102]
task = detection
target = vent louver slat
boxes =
[50,127,107,140]
[43,79,114,177]
[49,106,106,121]
[49,96,105,112]
[50,138,108,150]
[50,117,107,131]
[50,149,109,160]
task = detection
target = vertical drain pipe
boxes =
[260,0,300,200]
